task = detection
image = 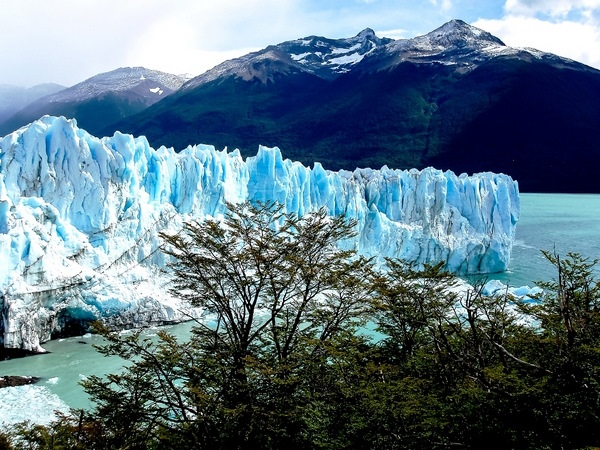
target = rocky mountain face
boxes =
[0,68,188,137]
[110,20,600,193]
[184,27,392,88]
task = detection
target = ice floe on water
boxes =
[483,279,543,300]
[0,385,70,428]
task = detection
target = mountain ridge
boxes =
[108,19,600,192]
[1,20,599,192]
[0,83,66,122]
[0,67,188,137]
[182,27,393,89]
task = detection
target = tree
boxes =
[43,201,373,449]
[515,251,600,448]
[10,222,600,449]
[369,260,558,449]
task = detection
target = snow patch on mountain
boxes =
[328,53,366,66]
[291,52,312,61]
[0,116,519,351]
[331,43,362,55]
[185,28,392,87]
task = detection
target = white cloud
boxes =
[474,15,600,69]
[377,28,409,39]
[2,0,598,87]
[472,0,600,70]
[428,0,453,12]
[504,0,600,17]
[0,0,304,86]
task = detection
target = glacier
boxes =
[0,116,520,351]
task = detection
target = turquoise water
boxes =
[1,193,599,415]
[0,323,197,411]
[482,193,600,287]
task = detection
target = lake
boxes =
[485,193,600,287]
[1,193,599,425]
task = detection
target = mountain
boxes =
[0,67,188,137]
[109,20,600,193]
[0,83,65,122]
[184,27,392,88]
[0,116,519,350]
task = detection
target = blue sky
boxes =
[2,0,599,87]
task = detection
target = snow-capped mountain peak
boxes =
[359,19,581,74]
[424,19,505,49]
[42,67,186,103]
[281,28,390,76]
[184,19,574,89]
[184,28,393,88]
[356,27,376,39]
[387,19,505,58]
[0,67,189,138]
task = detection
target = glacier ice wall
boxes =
[0,116,520,350]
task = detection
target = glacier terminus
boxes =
[0,116,520,351]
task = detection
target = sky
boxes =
[2,0,600,87]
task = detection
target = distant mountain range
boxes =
[1,20,599,192]
[0,68,188,137]
[0,83,65,122]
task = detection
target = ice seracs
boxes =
[0,116,520,351]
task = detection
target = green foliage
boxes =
[7,211,600,449]
[6,412,101,450]
[516,251,600,447]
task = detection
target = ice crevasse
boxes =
[0,116,520,351]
